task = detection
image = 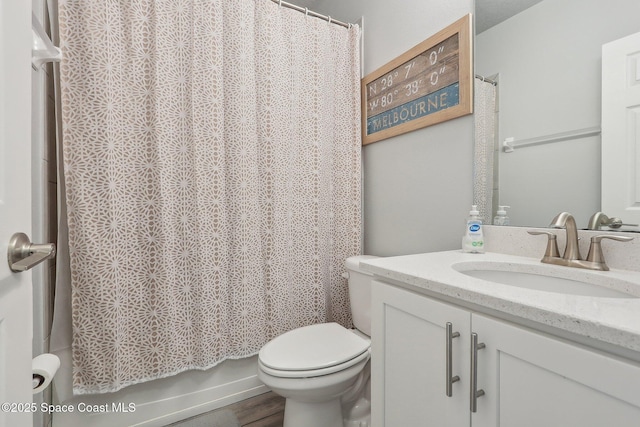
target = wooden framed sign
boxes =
[361,14,473,145]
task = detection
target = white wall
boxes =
[316,0,475,256]
[476,0,640,227]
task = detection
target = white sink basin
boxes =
[454,263,639,298]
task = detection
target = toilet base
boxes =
[284,398,344,427]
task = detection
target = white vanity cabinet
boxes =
[473,314,640,427]
[370,279,471,426]
[371,279,640,427]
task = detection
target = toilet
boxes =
[258,255,378,427]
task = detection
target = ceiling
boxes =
[475,0,544,33]
[286,0,544,34]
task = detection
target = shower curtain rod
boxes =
[475,74,497,85]
[269,0,352,28]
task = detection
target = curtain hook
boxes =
[348,23,352,29]
[327,16,332,25]
[278,0,282,7]
[305,7,309,17]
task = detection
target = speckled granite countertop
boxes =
[361,251,640,355]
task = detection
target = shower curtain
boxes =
[56,0,361,394]
[473,78,497,224]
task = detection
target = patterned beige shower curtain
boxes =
[473,78,497,224]
[58,0,361,394]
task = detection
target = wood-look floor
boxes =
[167,391,285,427]
[234,392,285,427]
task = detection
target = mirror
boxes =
[474,0,640,229]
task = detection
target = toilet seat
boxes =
[259,322,371,379]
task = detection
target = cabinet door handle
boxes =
[470,332,485,413]
[445,322,460,397]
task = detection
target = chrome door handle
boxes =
[445,322,460,397]
[470,332,485,413]
[7,232,56,272]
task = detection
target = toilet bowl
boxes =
[258,323,370,427]
[257,255,378,427]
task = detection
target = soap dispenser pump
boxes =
[462,205,484,253]
[493,205,510,226]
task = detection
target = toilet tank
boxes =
[345,255,379,337]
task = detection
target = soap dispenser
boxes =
[462,205,484,253]
[493,205,510,226]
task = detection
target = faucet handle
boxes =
[585,235,634,271]
[527,230,560,260]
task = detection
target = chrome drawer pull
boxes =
[470,332,485,413]
[445,322,460,397]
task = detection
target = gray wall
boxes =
[316,0,475,256]
[476,0,640,228]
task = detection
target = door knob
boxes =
[7,232,56,272]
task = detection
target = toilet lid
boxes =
[259,323,370,371]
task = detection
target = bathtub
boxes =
[52,350,266,427]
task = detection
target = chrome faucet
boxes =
[549,212,580,260]
[528,212,634,271]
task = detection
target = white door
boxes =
[0,1,34,426]
[602,31,640,227]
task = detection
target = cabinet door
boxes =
[472,314,640,427]
[371,281,470,427]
